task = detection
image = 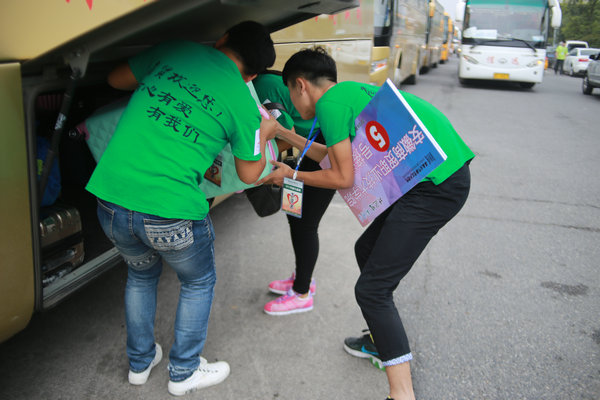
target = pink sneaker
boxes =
[268,273,316,296]
[264,290,314,316]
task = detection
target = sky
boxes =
[438,0,459,20]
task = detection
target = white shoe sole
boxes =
[343,343,385,370]
[263,304,314,316]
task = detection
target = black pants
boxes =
[554,59,564,74]
[354,163,471,365]
[287,132,336,294]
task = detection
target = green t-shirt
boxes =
[86,40,261,220]
[556,45,568,60]
[253,73,318,138]
[316,81,474,185]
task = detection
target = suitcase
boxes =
[39,206,85,287]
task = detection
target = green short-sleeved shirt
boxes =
[253,73,318,138]
[316,81,474,185]
[86,40,261,220]
[555,45,568,60]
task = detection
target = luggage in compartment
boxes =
[39,206,85,287]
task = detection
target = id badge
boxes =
[281,177,303,218]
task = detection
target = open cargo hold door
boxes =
[16,0,358,312]
[0,63,35,343]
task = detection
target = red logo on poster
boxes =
[365,121,390,152]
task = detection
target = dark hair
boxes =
[282,47,337,86]
[225,21,275,76]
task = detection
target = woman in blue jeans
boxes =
[96,200,220,394]
[86,21,279,396]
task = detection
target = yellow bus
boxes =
[0,0,357,344]
[271,0,430,86]
[440,12,454,63]
[422,0,445,72]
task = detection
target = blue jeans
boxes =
[96,198,216,382]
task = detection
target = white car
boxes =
[564,48,600,76]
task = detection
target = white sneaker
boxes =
[167,357,230,396]
[128,343,163,385]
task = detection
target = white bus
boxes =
[455,0,562,88]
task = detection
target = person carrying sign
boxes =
[253,71,336,315]
[86,21,278,396]
[258,47,474,400]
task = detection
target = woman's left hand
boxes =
[256,160,293,186]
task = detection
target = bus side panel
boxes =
[271,2,373,84]
[391,0,429,84]
[0,63,35,343]
[273,41,371,83]
[0,0,154,61]
[271,4,373,44]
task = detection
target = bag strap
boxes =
[266,140,276,160]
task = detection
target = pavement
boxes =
[0,58,599,400]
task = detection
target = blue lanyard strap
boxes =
[293,117,318,180]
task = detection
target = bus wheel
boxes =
[404,71,417,85]
[519,82,535,89]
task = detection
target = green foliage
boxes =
[558,0,600,48]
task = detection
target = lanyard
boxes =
[293,117,318,180]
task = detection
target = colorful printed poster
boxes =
[321,79,447,227]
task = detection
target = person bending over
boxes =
[86,21,278,396]
[259,47,474,400]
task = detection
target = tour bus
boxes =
[422,0,445,72]
[455,0,562,88]
[0,0,358,344]
[270,0,430,87]
[440,12,454,63]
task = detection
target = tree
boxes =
[559,0,600,48]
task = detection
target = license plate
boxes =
[494,73,510,80]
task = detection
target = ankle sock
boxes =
[294,292,310,300]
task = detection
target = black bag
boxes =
[245,183,281,217]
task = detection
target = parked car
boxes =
[545,45,556,70]
[582,51,600,95]
[565,40,588,52]
[564,47,600,76]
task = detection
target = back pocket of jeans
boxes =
[143,218,194,252]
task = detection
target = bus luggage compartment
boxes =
[39,205,84,287]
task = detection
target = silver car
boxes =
[582,51,600,95]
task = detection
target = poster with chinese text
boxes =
[321,79,447,227]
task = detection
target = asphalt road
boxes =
[1,57,599,400]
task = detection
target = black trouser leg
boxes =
[354,164,471,364]
[287,183,335,294]
[287,132,336,295]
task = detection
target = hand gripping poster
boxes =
[322,79,447,227]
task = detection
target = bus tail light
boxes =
[371,59,388,74]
